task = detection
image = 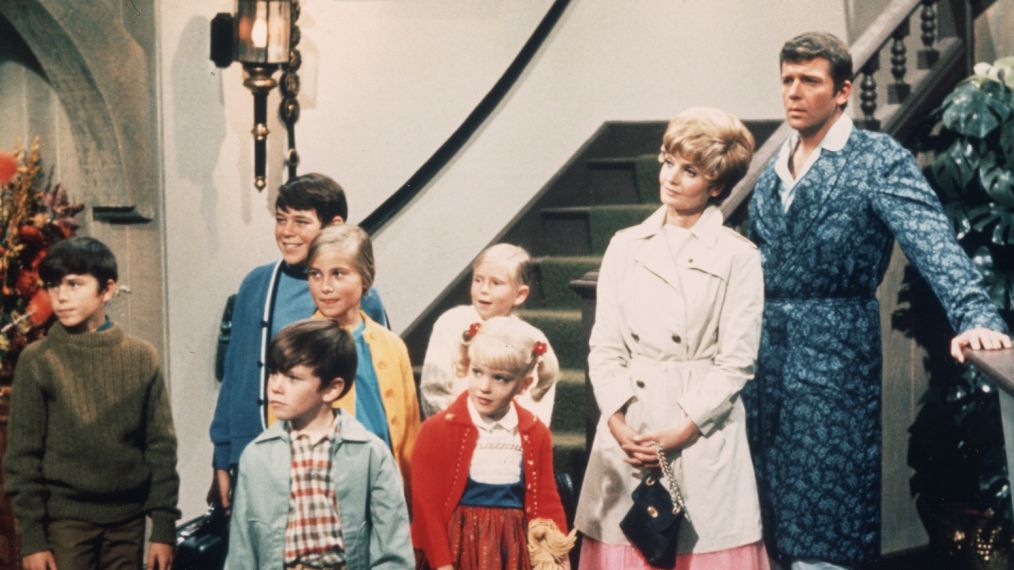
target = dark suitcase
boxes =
[175,504,228,570]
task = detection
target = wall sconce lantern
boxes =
[211,0,293,191]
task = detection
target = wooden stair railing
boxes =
[719,0,970,219]
[967,349,1014,396]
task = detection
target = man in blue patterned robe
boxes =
[745,32,1011,568]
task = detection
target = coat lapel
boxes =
[784,131,861,247]
[630,207,683,293]
[750,167,788,243]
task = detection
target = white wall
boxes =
[159,0,553,518]
[372,0,847,327]
[159,0,848,518]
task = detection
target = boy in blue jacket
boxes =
[226,318,411,569]
[209,173,389,508]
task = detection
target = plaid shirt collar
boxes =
[284,411,345,567]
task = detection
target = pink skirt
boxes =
[578,536,770,570]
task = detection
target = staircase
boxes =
[403,120,780,488]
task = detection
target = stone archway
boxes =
[0,0,166,349]
[0,0,159,217]
[0,5,166,566]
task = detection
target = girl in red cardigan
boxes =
[411,316,574,570]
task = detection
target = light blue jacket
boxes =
[226,410,413,569]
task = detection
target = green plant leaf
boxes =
[968,203,999,233]
[943,203,972,239]
[1001,120,1014,164]
[931,139,979,196]
[942,80,1009,138]
[970,246,1007,306]
[979,151,1014,207]
[993,208,1014,245]
[992,221,1013,245]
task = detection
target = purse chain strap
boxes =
[653,441,687,515]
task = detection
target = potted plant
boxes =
[908,56,1014,568]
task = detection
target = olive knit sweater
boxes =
[3,323,180,555]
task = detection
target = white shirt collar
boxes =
[775,114,853,204]
[466,397,519,433]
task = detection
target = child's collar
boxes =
[255,409,373,445]
[466,396,519,433]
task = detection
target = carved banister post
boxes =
[858,53,881,131]
[918,0,940,69]
[889,19,911,104]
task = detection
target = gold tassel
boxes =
[527,518,577,570]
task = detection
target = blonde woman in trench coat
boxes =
[575,108,769,570]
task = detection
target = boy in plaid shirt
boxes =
[226,319,412,569]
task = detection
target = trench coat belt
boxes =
[628,355,713,383]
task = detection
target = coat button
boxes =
[671,334,681,343]
[385,389,395,397]
[631,331,640,342]
[635,381,645,388]
[687,258,693,264]
[377,361,387,370]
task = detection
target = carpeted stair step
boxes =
[584,157,644,205]
[516,308,583,370]
[588,203,657,254]
[534,256,601,309]
[632,153,662,204]
[541,204,658,256]
[549,368,586,434]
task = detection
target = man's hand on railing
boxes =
[951,328,1013,363]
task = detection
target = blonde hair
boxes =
[659,107,756,201]
[307,224,376,292]
[472,243,533,287]
[454,316,559,403]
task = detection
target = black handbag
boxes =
[175,503,229,570]
[619,442,686,569]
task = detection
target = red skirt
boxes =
[431,505,531,570]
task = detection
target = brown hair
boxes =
[267,319,357,397]
[275,172,348,225]
[780,32,853,93]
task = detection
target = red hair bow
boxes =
[463,322,482,341]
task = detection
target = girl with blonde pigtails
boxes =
[410,316,574,570]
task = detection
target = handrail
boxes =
[360,0,571,234]
[967,348,1014,397]
[720,0,944,219]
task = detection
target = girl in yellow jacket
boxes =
[306,224,420,481]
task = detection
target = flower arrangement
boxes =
[0,138,83,382]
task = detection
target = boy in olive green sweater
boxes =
[3,237,179,570]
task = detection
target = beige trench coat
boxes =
[574,206,764,553]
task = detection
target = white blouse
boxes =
[466,398,522,485]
